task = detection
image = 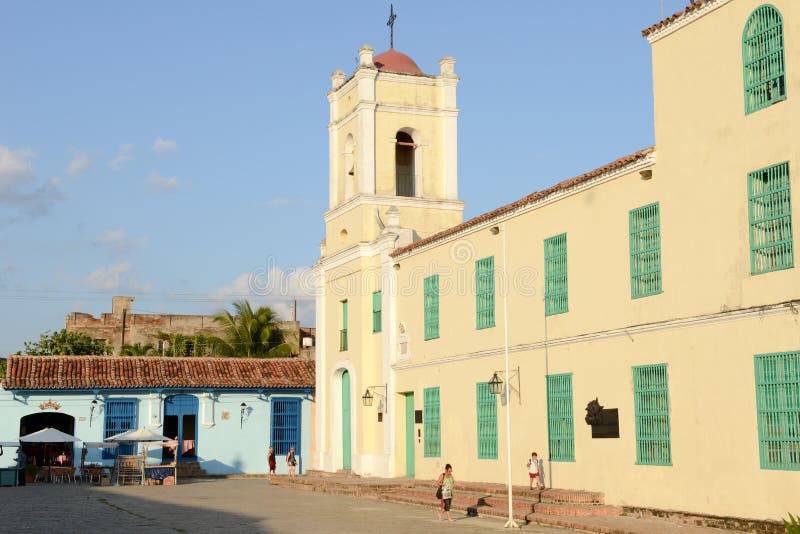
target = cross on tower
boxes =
[387,4,397,49]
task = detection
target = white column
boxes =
[439,57,459,200]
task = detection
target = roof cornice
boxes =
[642,0,732,43]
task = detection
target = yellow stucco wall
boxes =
[317,0,798,522]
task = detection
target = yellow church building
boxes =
[312,0,798,521]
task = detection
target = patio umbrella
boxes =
[106,427,170,443]
[82,442,119,449]
[19,428,80,468]
[19,428,80,443]
[0,441,20,457]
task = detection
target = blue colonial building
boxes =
[0,355,315,475]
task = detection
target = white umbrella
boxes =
[106,427,170,443]
[19,427,80,443]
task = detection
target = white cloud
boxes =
[66,149,91,175]
[261,197,290,207]
[93,229,149,251]
[153,138,177,153]
[215,264,316,325]
[109,143,134,170]
[0,145,64,219]
[84,261,152,292]
[146,172,179,191]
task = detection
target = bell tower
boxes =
[323,45,464,256]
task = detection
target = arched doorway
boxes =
[341,370,351,470]
[162,395,198,462]
[19,412,75,466]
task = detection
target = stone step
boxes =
[304,469,360,478]
[384,487,622,517]
[402,480,605,505]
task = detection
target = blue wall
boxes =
[0,388,311,475]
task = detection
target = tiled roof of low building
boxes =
[641,0,711,37]
[391,146,655,258]
[2,355,315,391]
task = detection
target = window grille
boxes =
[755,351,800,470]
[629,203,662,298]
[743,5,786,114]
[424,387,441,457]
[475,256,495,329]
[544,233,568,316]
[748,162,793,274]
[633,364,672,466]
[103,399,137,458]
[424,275,439,340]
[546,373,575,461]
[476,382,498,459]
[271,398,301,456]
[372,290,382,333]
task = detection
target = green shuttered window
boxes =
[372,290,382,333]
[424,275,439,340]
[544,233,568,316]
[340,300,348,351]
[629,202,662,299]
[755,351,800,470]
[424,387,441,457]
[546,374,575,462]
[748,162,793,274]
[475,256,495,329]
[476,382,498,459]
[633,364,672,466]
[743,5,786,114]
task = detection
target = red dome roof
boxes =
[373,49,423,75]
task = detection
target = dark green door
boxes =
[405,393,415,477]
[342,370,351,470]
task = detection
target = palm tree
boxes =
[212,300,283,357]
[120,342,156,356]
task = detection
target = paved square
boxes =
[1,479,568,533]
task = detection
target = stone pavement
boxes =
[0,478,569,533]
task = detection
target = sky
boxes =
[0,0,690,354]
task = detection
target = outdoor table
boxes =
[49,466,73,483]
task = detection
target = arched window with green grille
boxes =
[743,5,786,114]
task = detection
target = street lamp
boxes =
[361,385,387,412]
[490,222,519,529]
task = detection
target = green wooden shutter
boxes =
[546,373,575,461]
[424,387,441,457]
[629,202,662,299]
[372,290,382,333]
[424,275,439,340]
[544,233,568,316]
[475,256,495,329]
[748,161,793,274]
[633,364,672,466]
[340,300,348,351]
[743,5,786,114]
[476,382,498,459]
[754,351,800,470]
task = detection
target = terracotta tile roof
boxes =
[391,147,655,258]
[641,0,711,37]
[2,355,315,391]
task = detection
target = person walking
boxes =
[286,446,297,478]
[267,446,276,480]
[436,463,455,522]
[527,452,543,490]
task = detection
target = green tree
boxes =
[20,329,111,356]
[120,342,156,356]
[0,358,6,379]
[211,300,284,357]
[154,332,217,357]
